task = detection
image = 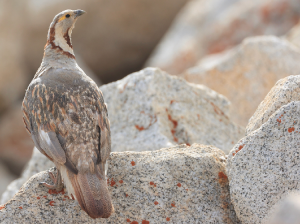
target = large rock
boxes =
[183,36,300,126]
[101,67,243,153]
[147,0,300,75]
[1,67,243,204]
[246,75,300,135]
[0,148,53,205]
[0,144,240,223]
[227,101,300,224]
[268,193,300,224]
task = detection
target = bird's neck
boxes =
[43,24,76,67]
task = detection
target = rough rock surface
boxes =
[268,193,300,224]
[0,144,240,224]
[246,75,300,135]
[1,68,243,205]
[100,67,243,153]
[147,0,300,75]
[0,148,53,205]
[227,101,300,224]
[183,36,300,126]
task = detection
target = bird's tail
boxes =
[61,165,114,219]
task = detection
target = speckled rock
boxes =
[147,0,300,75]
[0,68,243,206]
[0,162,16,201]
[101,67,243,154]
[227,101,300,224]
[183,36,300,126]
[0,144,239,224]
[268,193,300,224]
[246,75,300,135]
[0,148,53,205]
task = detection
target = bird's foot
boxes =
[40,168,64,192]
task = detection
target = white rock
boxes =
[1,68,243,205]
[246,75,300,135]
[184,36,300,126]
[227,101,300,224]
[0,144,240,223]
[100,67,243,153]
[268,193,300,224]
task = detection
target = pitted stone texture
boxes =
[100,67,243,154]
[0,148,53,204]
[0,144,240,224]
[246,75,300,135]
[268,193,300,224]
[227,101,300,224]
[184,36,300,126]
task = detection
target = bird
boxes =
[21,9,114,219]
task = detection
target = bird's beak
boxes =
[74,10,86,18]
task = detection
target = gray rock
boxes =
[184,36,300,127]
[227,101,300,224]
[1,68,243,205]
[246,75,300,136]
[0,148,53,204]
[0,144,240,224]
[268,193,300,224]
[101,67,243,154]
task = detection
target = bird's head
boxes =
[45,9,85,59]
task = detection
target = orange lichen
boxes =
[127,219,131,223]
[49,201,55,206]
[0,205,5,210]
[43,196,47,198]
[288,127,295,133]
[125,194,129,197]
[48,189,65,195]
[218,172,228,184]
[110,179,116,187]
[170,100,175,105]
[64,195,70,199]
[131,221,138,224]
[154,184,157,187]
[150,182,154,186]
[135,125,145,131]
[119,180,123,184]
[19,207,22,209]
[154,201,159,205]
[166,109,179,142]
[131,161,136,166]
[171,203,176,207]
[166,217,170,221]
[37,197,40,199]
[142,220,150,224]
[177,183,181,187]
[277,119,281,123]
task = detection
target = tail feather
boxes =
[65,166,114,219]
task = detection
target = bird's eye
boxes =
[66,14,70,18]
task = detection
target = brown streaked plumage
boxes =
[22,9,113,219]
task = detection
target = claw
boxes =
[40,169,64,191]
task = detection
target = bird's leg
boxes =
[40,168,64,192]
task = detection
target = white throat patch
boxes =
[53,25,74,56]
